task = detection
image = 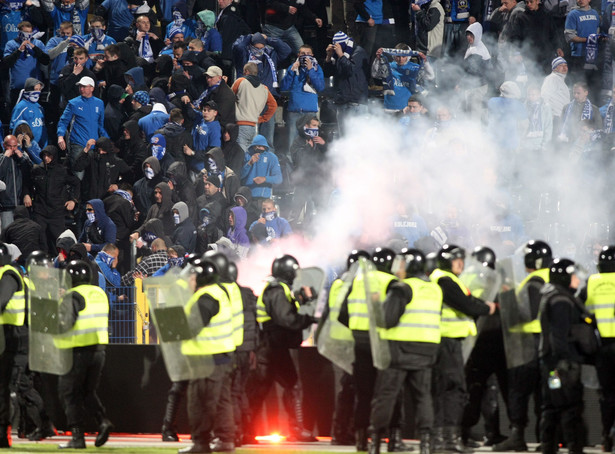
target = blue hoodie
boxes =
[240,135,282,198]
[10,98,47,148]
[46,35,71,85]
[3,37,47,90]
[11,120,42,164]
[101,0,134,41]
[280,62,325,113]
[57,94,108,147]
[0,8,22,52]
[78,198,117,254]
[125,66,146,90]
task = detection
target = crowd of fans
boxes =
[0,0,613,298]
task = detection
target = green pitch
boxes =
[9,446,347,454]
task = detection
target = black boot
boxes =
[59,427,86,449]
[285,386,317,442]
[357,428,368,452]
[484,432,507,447]
[369,430,383,454]
[493,426,527,452]
[0,425,10,448]
[95,418,114,447]
[388,427,413,452]
[420,430,432,454]
[443,426,473,453]
[432,427,444,453]
[27,420,57,441]
[162,382,185,442]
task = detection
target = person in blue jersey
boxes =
[280,44,325,149]
[97,0,133,41]
[9,77,47,148]
[13,121,42,164]
[163,0,195,41]
[186,100,221,173]
[3,21,49,107]
[81,15,116,60]
[57,76,108,179]
[564,0,600,94]
[372,44,434,113]
[41,0,88,36]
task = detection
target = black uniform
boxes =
[539,283,587,454]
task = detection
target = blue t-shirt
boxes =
[565,8,600,57]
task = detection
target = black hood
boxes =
[122,119,142,144]
[235,186,252,205]
[142,218,166,238]
[158,121,185,138]
[224,122,239,142]
[156,55,174,77]
[14,205,29,219]
[166,161,188,184]
[205,147,225,171]
[107,84,125,103]
[244,74,261,88]
[40,145,59,165]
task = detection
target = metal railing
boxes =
[105,278,150,344]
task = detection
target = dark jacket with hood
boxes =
[290,113,328,183]
[201,80,236,126]
[155,121,193,165]
[0,146,31,212]
[325,44,370,105]
[133,156,166,217]
[58,64,99,105]
[195,201,223,254]
[234,185,260,227]
[25,145,80,218]
[78,198,117,254]
[96,59,129,101]
[166,161,197,224]
[124,66,149,93]
[118,120,149,183]
[103,191,136,244]
[74,138,131,201]
[134,217,172,257]
[222,123,245,176]
[143,181,175,236]
[150,55,174,90]
[228,205,250,248]
[204,147,239,203]
[216,3,251,60]
[171,201,197,253]
[0,205,44,259]
[105,84,128,142]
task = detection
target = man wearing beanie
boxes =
[196,173,228,231]
[325,31,369,133]
[541,57,571,136]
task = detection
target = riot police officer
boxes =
[57,260,113,449]
[180,256,236,454]
[369,249,443,454]
[0,242,26,448]
[581,246,615,452]
[539,258,588,454]
[430,244,495,453]
[496,240,552,451]
[249,254,317,442]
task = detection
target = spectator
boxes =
[155,108,193,166]
[354,0,396,59]
[205,147,239,204]
[140,181,175,236]
[171,201,196,253]
[0,205,43,259]
[23,145,80,254]
[240,135,282,201]
[149,133,175,175]
[280,44,325,148]
[232,33,291,150]
[3,21,50,107]
[94,243,122,305]
[410,0,445,60]
[57,47,99,106]
[10,78,47,148]
[56,76,108,179]
[104,85,128,143]
[159,26,185,56]
[185,100,221,172]
[131,217,172,256]
[195,10,222,56]
[541,57,570,133]
[195,202,223,254]
[13,122,42,165]
[103,186,136,272]
[79,199,117,255]
[178,51,208,95]
[166,161,197,223]
[138,100,170,142]
[325,32,369,129]
[93,45,129,99]
[227,205,250,258]
[82,16,116,59]
[127,90,152,122]
[54,229,78,267]
[460,21,492,116]
[124,66,149,95]
[559,81,602,144]
[192,66,237,127]
[262,0,323,54]
[249,198,293,240]
[215,0,251,77]
[152,244,185,276]
[517,0,562,75]
[0,135,32,232]
[221,123,245,176]
[97,0,134,41]
[120,237,169,285]
[234,185,260,227]
[231,62,277,152]
[118,120,149,183]
[196,174,229,228]
[130,14,164,64]
[133,156,166,217]
[73,137,131,201]
[487,81,529,152]
[164,0,195,40]
[564,0,600,96]
[524,84,553,151]
[42,0,88,34]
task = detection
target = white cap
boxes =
[76,76,95,87]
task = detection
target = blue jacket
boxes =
[57,95,108,147]
[0,9,21,52]
[81,33,116,57]
[101,0,134,40]
[11,120,42,164]
[280,63,325,113]
[232,34,291,96]
[249,215,292,239]
[3,38,47,90]
[565,7,600,57]
[10,100,47,148]
[46,36,71,85]
[138,108,170,142]
[47,4,88,34]
[202,28,222,53]
[165,20,196,40]
[383,59,421,111]
[79,198,117,253]
[95,252,121,307]
[191,119,221,163]
[240,135,283,198]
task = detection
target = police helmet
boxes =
[26,250,53,272]
[372,247,396,274]
[549,258,576,288]
[204,251,230,282]
[524,240,552,270]
[0,242,11,266]
[228,261,238,283]
[425,252,438,276]
[471,246,496,270]
[191,256,219,288]
[437,244,465,272]
[597,245,615,273]
[66,260,93,287]
[272,254,299,284]
[401,248,426,277]
[346,249,370,270]
[183,252,201,268]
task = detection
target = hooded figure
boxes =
[0,205,44,260]
[133,156,166,216]
[12,120,42,164]
[240,134,282,199]
[124,66,148,93]
[118,119,149,183]
[149,133,174,174]
[196,9,222,54]
[463,22,492,89]
[221,123,244,176]
[227,205,249,258]
[204,146,239,203]
[10,77,47,148]
[154,114,193,165]
[104,84,127,142]
[234,185,260,227]
[150,54,174,90]
[78,198,117,254]
[171,201,196,253]
[134,217,172,256]
[55,229,77,265]
[143,181,174,236]
[138,100,170,142]
[195,202,223,254]
[166,161,197,223]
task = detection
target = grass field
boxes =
[8,447,348,454]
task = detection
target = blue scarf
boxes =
[526,101,543,137]
[98,251,115,267]
[604,101,615,133]
[585,33,602,69]
[139,32,154,63]
[115,189,132,202]
[194,81,220,110]
[561,99,593,140]
[249,45,278,88]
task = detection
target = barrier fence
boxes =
[106,278,150,344]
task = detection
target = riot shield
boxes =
[145,275,215,382]
[498,289,536,369]
[497,247,527,292]
[0,320,4,355]
[460,257,502,302]
[360,259,391,370]
[293,266,326,308]
[316,264,357,374]
[28,266,73,375]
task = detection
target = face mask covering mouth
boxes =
[249,45,265,57]
[24,91,41,103]
[60,2,75,11]
[145,167,155,179]
[92,27,105,41]
[87,212,96,223]
[264,211,277,221]
[304,127,319,138]
[173,213,181,225]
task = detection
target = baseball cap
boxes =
[205,66,223,78]
[76,76,95,87]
